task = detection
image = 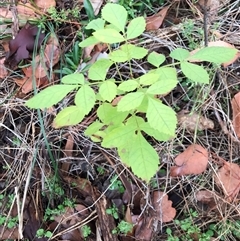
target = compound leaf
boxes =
[26,85,76,109]
[53,105,85,128]
[75,85,96,115]
[117,92,144,111]
[146,97,177,136]
[180,61,209,84]
[126,17,146,40]
[99,80,117,102]
[101,3,127,32]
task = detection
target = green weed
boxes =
[26,3,237,182]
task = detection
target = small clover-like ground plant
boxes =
[26,3,237,182]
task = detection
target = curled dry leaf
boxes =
[146,6,169,31]
[231,92,240,138]
[151,191,176,222]
[214,162,240,202]
[170,144,208,177]
[177,110,214,131]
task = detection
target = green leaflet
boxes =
[79,36,99,48]
[61,73,85,85]
[26,85,76,109]
[170,48,190,61]
[125,132,159,182]
[93,29,125,44]
[99,80,117,102]
[118,79,139,92]
[147,51,166,67]
[97,103,128,126]
[101,3,127,32]
[53,106,85,128]
[75,85,96,115]
[146,97,177,136]
[117,92,145,112]
[180,61,209,84]
[89,59,113,80]
[86,18,105,31]
[126,17,146,40]
[188,46,238,64]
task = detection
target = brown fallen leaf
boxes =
[35,0,56,12]
[146,6,169,31]
[214,162,240,202]
[0,57,8,78]
[14,34,60,94]
[177,110,214,131]
[231,92,240,138]
[14,74,49,94]
[5,23,45,69]
[195,189,219,210]
[134,216,154,241]
[151,191,176,222]
[170,144,208,177]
